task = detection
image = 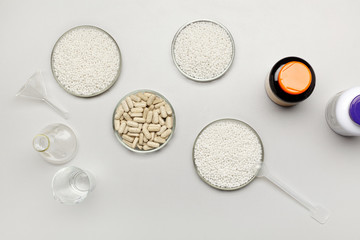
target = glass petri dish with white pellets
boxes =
[193,119,331,224]
[51,25,121,97]
[113,89,176,153]
[171,20,235,82]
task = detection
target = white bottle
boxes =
[325,87,360,136]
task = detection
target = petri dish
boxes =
[171,19,235,82]
[51,25,121,97]
[113,89,176,153]
[193,118,264,190]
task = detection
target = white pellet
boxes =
[154,136,166,144]
[194,120,262,189]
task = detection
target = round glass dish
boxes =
[171,19,235,82]
[51,25,121,97]
[113,89,176,153]
[192,118,264,191]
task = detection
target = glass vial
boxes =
[325,87,360,136]
[33,123,77,164]
[265,56,316,106]
[52,166,95,204]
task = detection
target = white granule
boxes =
[173,21,234,81]
[52,26,121,97]
[194,119,263,190]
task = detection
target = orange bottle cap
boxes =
[278,61,312,95]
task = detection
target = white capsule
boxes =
[134,117,146,123]
[142,123,151,139]
[153,97,163,105]
[124,126,129,134]
[159,117,165,125]
[121,100,129,112]
[144,92,153,97]
[127,121,139,128]
[147,141,160,148]
[137,92,148,101]
[160,106,167,118]
[131,107,143,113]
[123,112,132,121]
[128,127,141,133]
[155,102,165,108]
[130,94,141,102]
[114,120,120,130]
[118,122,126,134]
[132,137,139,149]
[143,144,152,150]
[126,97,134,109]
[165,104,172,115]
[127,133,140,137]
[147,94,156,106]
[161,129,172,138]
[148,124,161,132]
[123,139,133,148]
[157,125,167,135]
[143,108,149,119]
[139,133,144,145]
[146,111,153,123]
[134,102,146,108]
[122,134,134,142]
[154,136,166,144]
[166,116,173,129]
[115,107,124,119]
[153,111,159,124]
[129,112,143,117]
[137,144,143,150]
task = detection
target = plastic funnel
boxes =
[16,71,68,119]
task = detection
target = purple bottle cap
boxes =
[349,95,360,125]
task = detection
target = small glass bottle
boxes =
[325,87,360,136]
[265,56,316,106]
[33,123,77,164]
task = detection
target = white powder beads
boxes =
[194,119,263,190]
[52,26,121,97]
[172,20,234,81]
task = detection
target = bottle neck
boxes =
[33,134,50,152]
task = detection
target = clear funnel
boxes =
[16,71,69,119]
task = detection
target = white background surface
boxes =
[1,0,360,239]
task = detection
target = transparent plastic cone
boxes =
[16,71,69,119]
